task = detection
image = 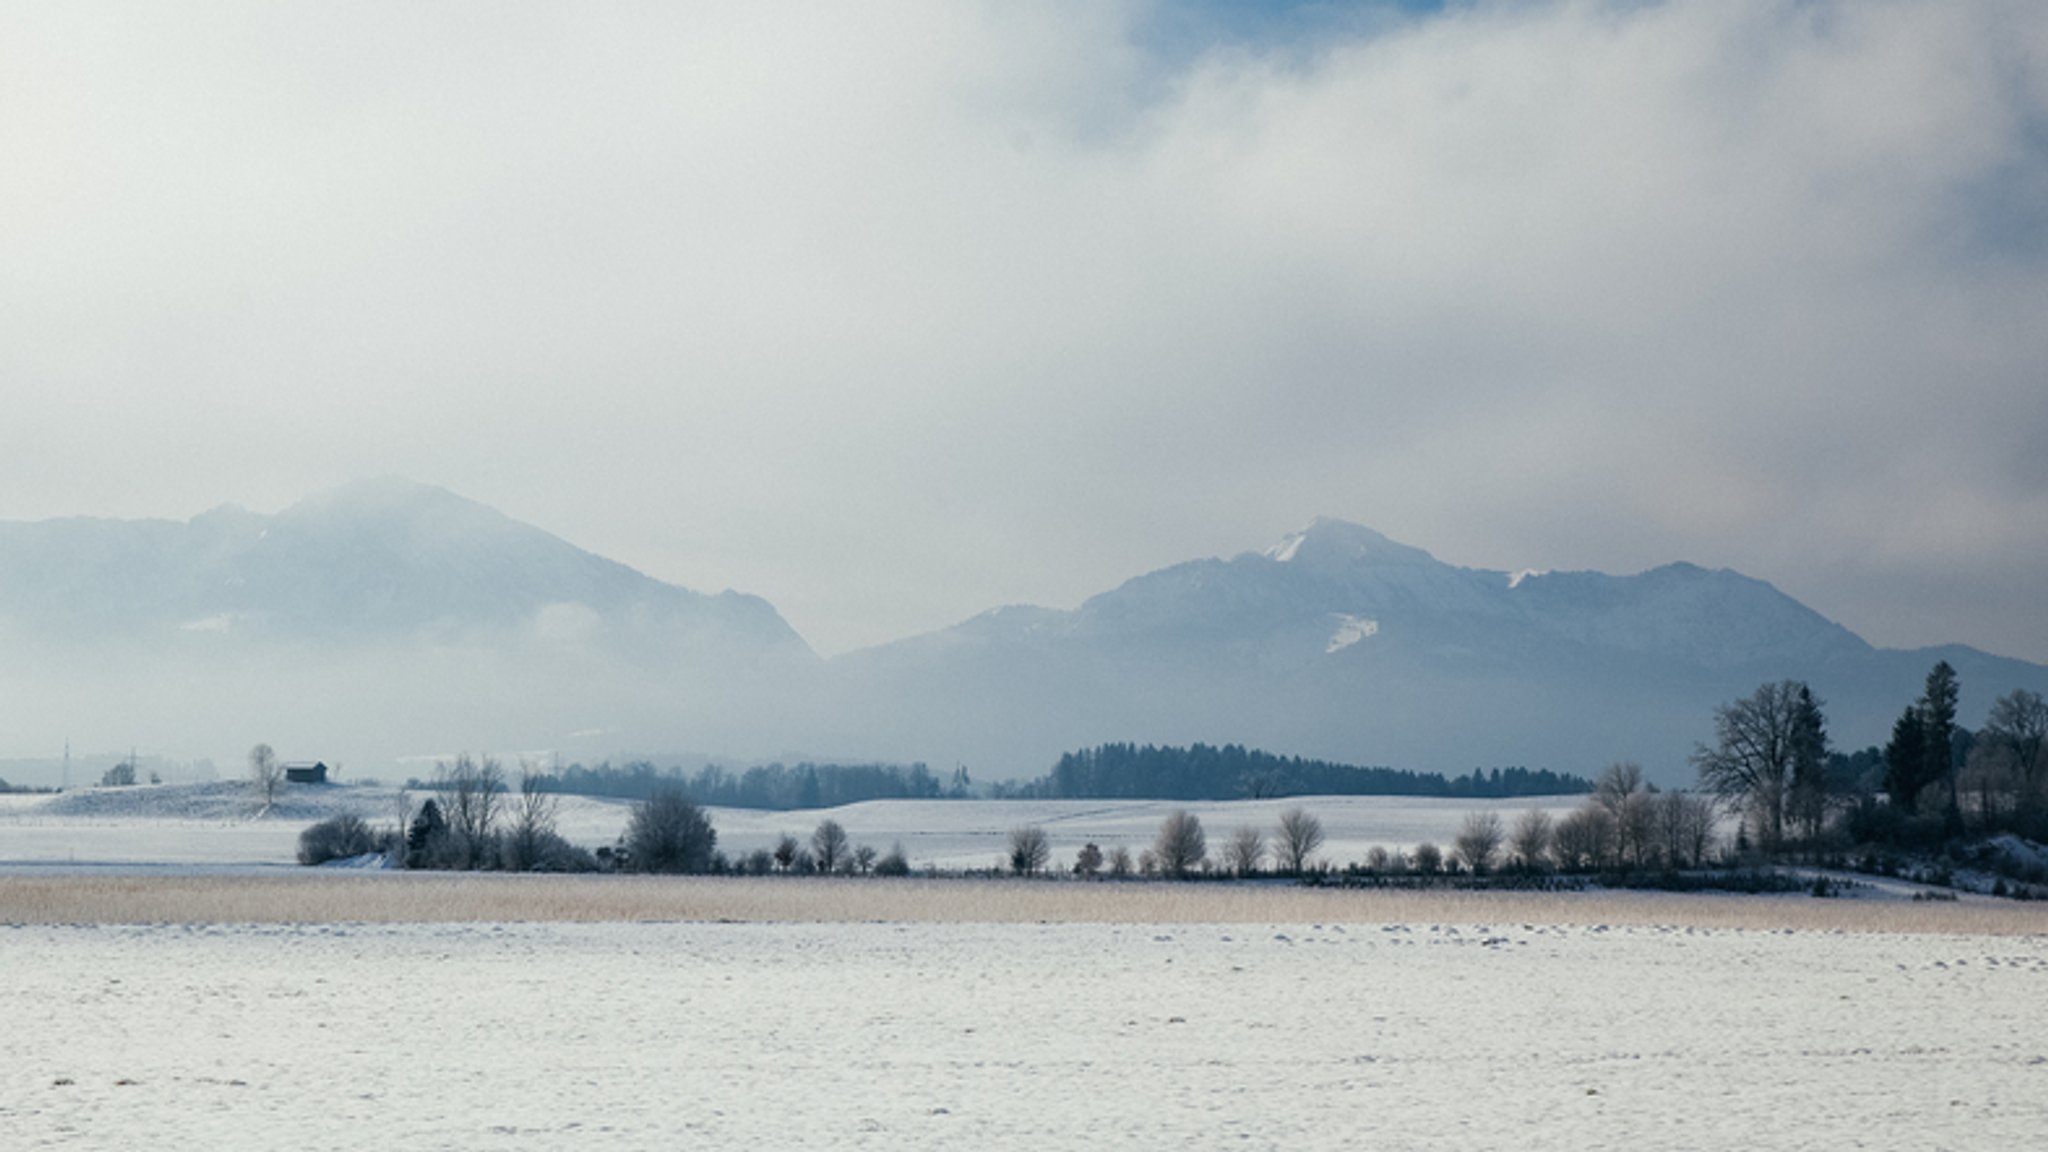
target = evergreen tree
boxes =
[405,798,449,869]
[1920,661,1961,825]
[1883,707,1929,813]
[1788,684,1830,842]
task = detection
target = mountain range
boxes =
[3,479,2042,786]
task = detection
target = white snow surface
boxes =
[0,782,1582,871]
[1325,613,1379,653]
[4,919,2044,1149]
[1263,529,1306,562]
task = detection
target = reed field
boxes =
[5,870,2046,935]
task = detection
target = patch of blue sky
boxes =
[1130,0,1452,64]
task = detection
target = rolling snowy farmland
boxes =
[7,782,2047,1149]
[0,781,1585,872]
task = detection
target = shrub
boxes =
[1412,841,1443,875]
[298,814,381,866]
[498,829,598,872]
[873,842,911,876]
[625,786,718,874]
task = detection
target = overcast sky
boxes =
[4,1,2045,662]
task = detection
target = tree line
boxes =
[1028,743,1591,801]
[508,759,954,809]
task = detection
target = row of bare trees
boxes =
[400,753,592,871]
[1007,806,1331,880]
[989,786,1718,882]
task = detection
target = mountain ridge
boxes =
[820,517,2043,781]
[0,476,811,657]
[3,487,2043,784]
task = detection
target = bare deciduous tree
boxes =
[1106,845,1133,877]
[1656,791,1718,868]
[811,819,850,874]
[503,761,562,871]
[1692,681,1819,851]
[1984,689,2048,818]
[1153,810,1207,878]
[1225,825,1266,877]
[1618,791,1661,870]
[1454,811,1504,875]
[1552,806,1615,872]
[1274,807,1325,875]
[1594,762,1657,867]
[248,743,281,810]
[1594,761,1644,813]
[1509,808,1554,872]
[1073,842,1104,877]
[1007,825,1051,876]
[436,753,504,869]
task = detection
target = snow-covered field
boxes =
[0,780,1584,871]
[5,917,2044,1150]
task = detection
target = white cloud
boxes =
[2,0,2044,660]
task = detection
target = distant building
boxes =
[283,761,330,785]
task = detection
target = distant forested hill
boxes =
[1033,742,1593,801]
[526,759,948,809]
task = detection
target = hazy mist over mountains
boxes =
[3,480,2043,788]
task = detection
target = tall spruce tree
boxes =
[1921,661,1961,825]
[1788,684,1830,842]
[1883,707,1929,813]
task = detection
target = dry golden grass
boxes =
[3,872,2046,934]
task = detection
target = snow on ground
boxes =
[3,918,2043,1150]
[1,781,1582,871]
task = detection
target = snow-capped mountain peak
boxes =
[1260,517,1442,571]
